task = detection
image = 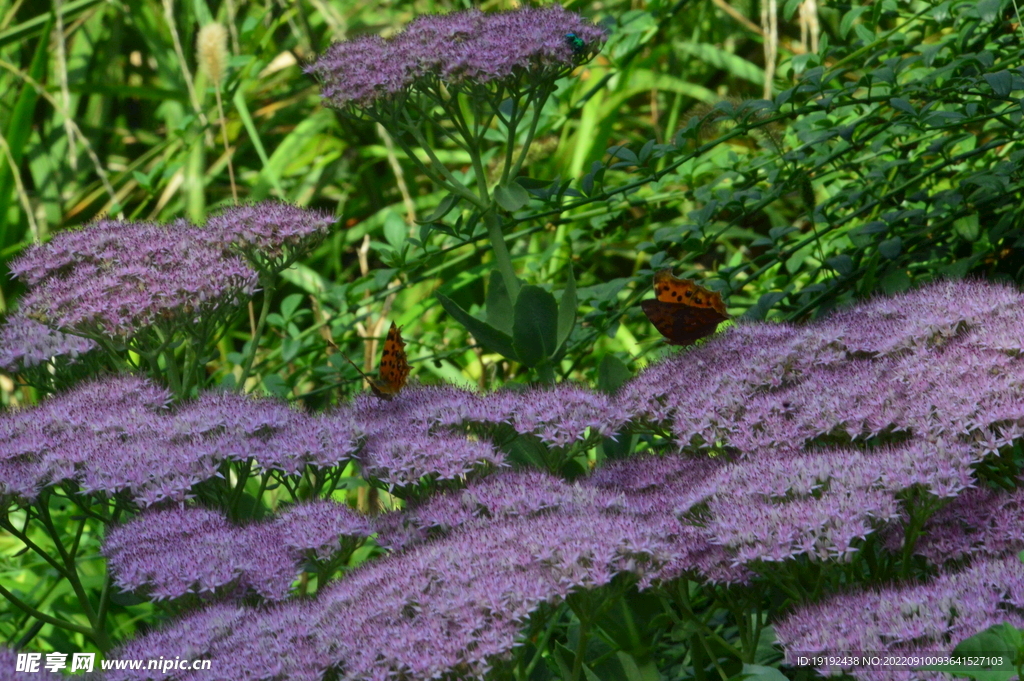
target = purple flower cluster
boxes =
[202,202,334,273]
[347,381,634,488]
[620,279,1024,457]
[0,314,97,371]
[309,6,605,108]
[775,555,1024,681]
[104,502,370,601]
[19,279,1024,680]
[0,647,20,681]
[350,388,507,489]
[9,219,257,341]
[109,467,727,680]
[0,376,360,507]
[104,506,299,601]
[6,203,328,344]
[882,486,1024,567]
[274,499,372,560]
[466,384,630,448]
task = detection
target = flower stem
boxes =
[483,209,520,302]
[237,275,275,393]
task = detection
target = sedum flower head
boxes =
[108,467,726,679]
[104,503,371,602]
[0,377,361,507]
[202,201,334,274]
[309,6,605,109]
[103,506,301,602]
[10,218,257,341]
[275,499,373,560]
[882,486,1024,567]
[775,556,1024,680]
[0,314,97,371]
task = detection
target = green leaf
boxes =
[880,269,911,295]
[977,0,1003,22]
[985,70,1014,97]
[262,374,290,398]
[955,213,980,241]
[511,285,559,368]
[556,267,577,353]
[606,145,639,165]
[826,254,854,276]
[637,139,656,164]
[674,41,765,85]
[743,291,788,320]
[232,89,284,198]
[280,293,303,319]
[493,181,530,212]
[890,97,917,115]
[597,354,632,395]
[878,236,902,259]
[383,210,406,250]
[416,192,461,224]
[839,5,869,38]
[436,293,518,361]
[281,337,302,363]
[485,269,515,336]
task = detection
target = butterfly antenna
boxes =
[343,354,372,383]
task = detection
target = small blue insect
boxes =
[564,32,586,54]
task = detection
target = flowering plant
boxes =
[4,279,1024,680]
[309,7,606,382]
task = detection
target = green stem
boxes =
[397,111,483,207]
[522,608,563,679]
[0,582,98,639]
[508,86,549,180]
[35,500,111,649]
[228,459,254,517]
[483,209,520,302]
[570,616,591,681]
[537,361,556,385]
[0,516,68,577]
[499,95,520,187]
[237,275,276,393]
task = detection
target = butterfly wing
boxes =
[641,300,727,345]
[652,269,728,316]
[370,322,409,399]
[643,270,729,345]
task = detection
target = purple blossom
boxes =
[275,500,372,560]
[201,202,334,273]
[10,219,258,341]
[466,383,631,448]
[107,468,721,679]
[376,469,580,549]
[104,503,372,602]
[309,7,605,109]
[0,377,361,507]
[882,487,1024,566]
[0,314,97,371]
[104,506,301,601]
[775,556,1024,680]
[819,278,1024,358]
[358,429,506,491]
[0,646,21,681]
[350,384,483,434]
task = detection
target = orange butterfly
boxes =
[640,269,729,346]
[345,322,410,399]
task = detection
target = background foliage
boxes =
[3,0,1024,675]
